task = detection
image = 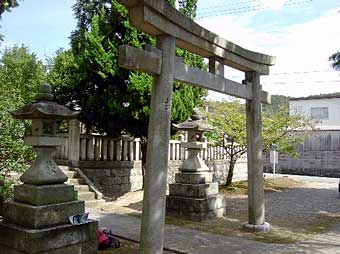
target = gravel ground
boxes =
[101,175,340,227]
[223,178,339,226]
[96,176,340,254]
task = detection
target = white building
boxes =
[289,94,340,129]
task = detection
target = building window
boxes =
[311,107,328,120]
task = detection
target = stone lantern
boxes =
[166,108,225,221]
[0,83,98,254]
[173,108,213,173]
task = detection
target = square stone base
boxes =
[14,184,75,206]
[175,172,213,184]
[3,200,85,229]
[0,220,98,254]
[166,194,225,221]
[169,183,218,198]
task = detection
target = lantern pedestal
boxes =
[167,162,225,221]
[166,128,225,221]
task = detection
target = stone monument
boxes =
[166,108,225,221]
[0,83,98,254]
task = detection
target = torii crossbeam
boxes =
[118,0,275,253]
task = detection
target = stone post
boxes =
[140,35,176,254]
[243,71,271,232]
[69,119,80,167]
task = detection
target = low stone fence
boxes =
[264,130,340,178]
[56,134,228,162]
[69,158,247,199]
[55,122,247,199]
[264,151,340,177]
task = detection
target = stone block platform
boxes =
[0,220,98,254]
[166,193,225,221]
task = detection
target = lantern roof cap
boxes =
[11,83,80,120]
[173,108,214,132]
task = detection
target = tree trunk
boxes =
[225,156,236,187]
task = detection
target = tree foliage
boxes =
[329,51,340,71]
[204,100,313,186]
[48,0,206,139]
[0,45,44,202]
[0,0,20,15]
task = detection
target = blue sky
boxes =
[1,0,75,59]
[1,0,339,98]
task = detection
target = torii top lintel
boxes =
[118,0,275,75]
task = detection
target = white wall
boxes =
[289,98,340,127]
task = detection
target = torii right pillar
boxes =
[243,71,271,232]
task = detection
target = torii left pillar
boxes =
[140,35,176,254]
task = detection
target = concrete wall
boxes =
[264,130,340,177]
[290,98,340,127]
[79,158,248,199]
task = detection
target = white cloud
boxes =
[199,9,340,100]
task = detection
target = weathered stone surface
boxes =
[140,35,176,253]
[166,194,225,221]
[0,240,97,254]
[175,58,271,104]
[175,172,213,184]
[118,44,271,104]
[14,184,74,206]
[119,0,275,74]
[119,44,162,75]
[0,220,97,254]
[242,222,272,233]
[125,0,275,75]
[3,200,84,229]
[24,136,65,146]
[20,146,67,185]
[68,119,80,167]
[245,71,271,231]
[168,183,218,198]
[179,155,209,172]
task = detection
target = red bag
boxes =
[98,229,120,250]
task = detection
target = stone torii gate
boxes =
[118,0,275,253]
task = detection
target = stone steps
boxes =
[78,191,95,201]
[68,178,86,185]
[65,171,78,178]
[84,199,106,209]
[60,166,105,209]
[74,185,90,192]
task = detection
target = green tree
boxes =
[0,0,20,15]
[48,2,204,150]
[48,0,205,137]
[329,51,340,71]
[204,100,313,187]
[47,0,206,186]
[0,45,45,207]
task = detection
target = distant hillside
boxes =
[262,95,289,114]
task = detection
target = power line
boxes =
[197,0,258,11]
[271,70,337,76]
[196,0,312,19]
[228,70,338,79]
[197,0,311,16]
[269,80,340,85]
